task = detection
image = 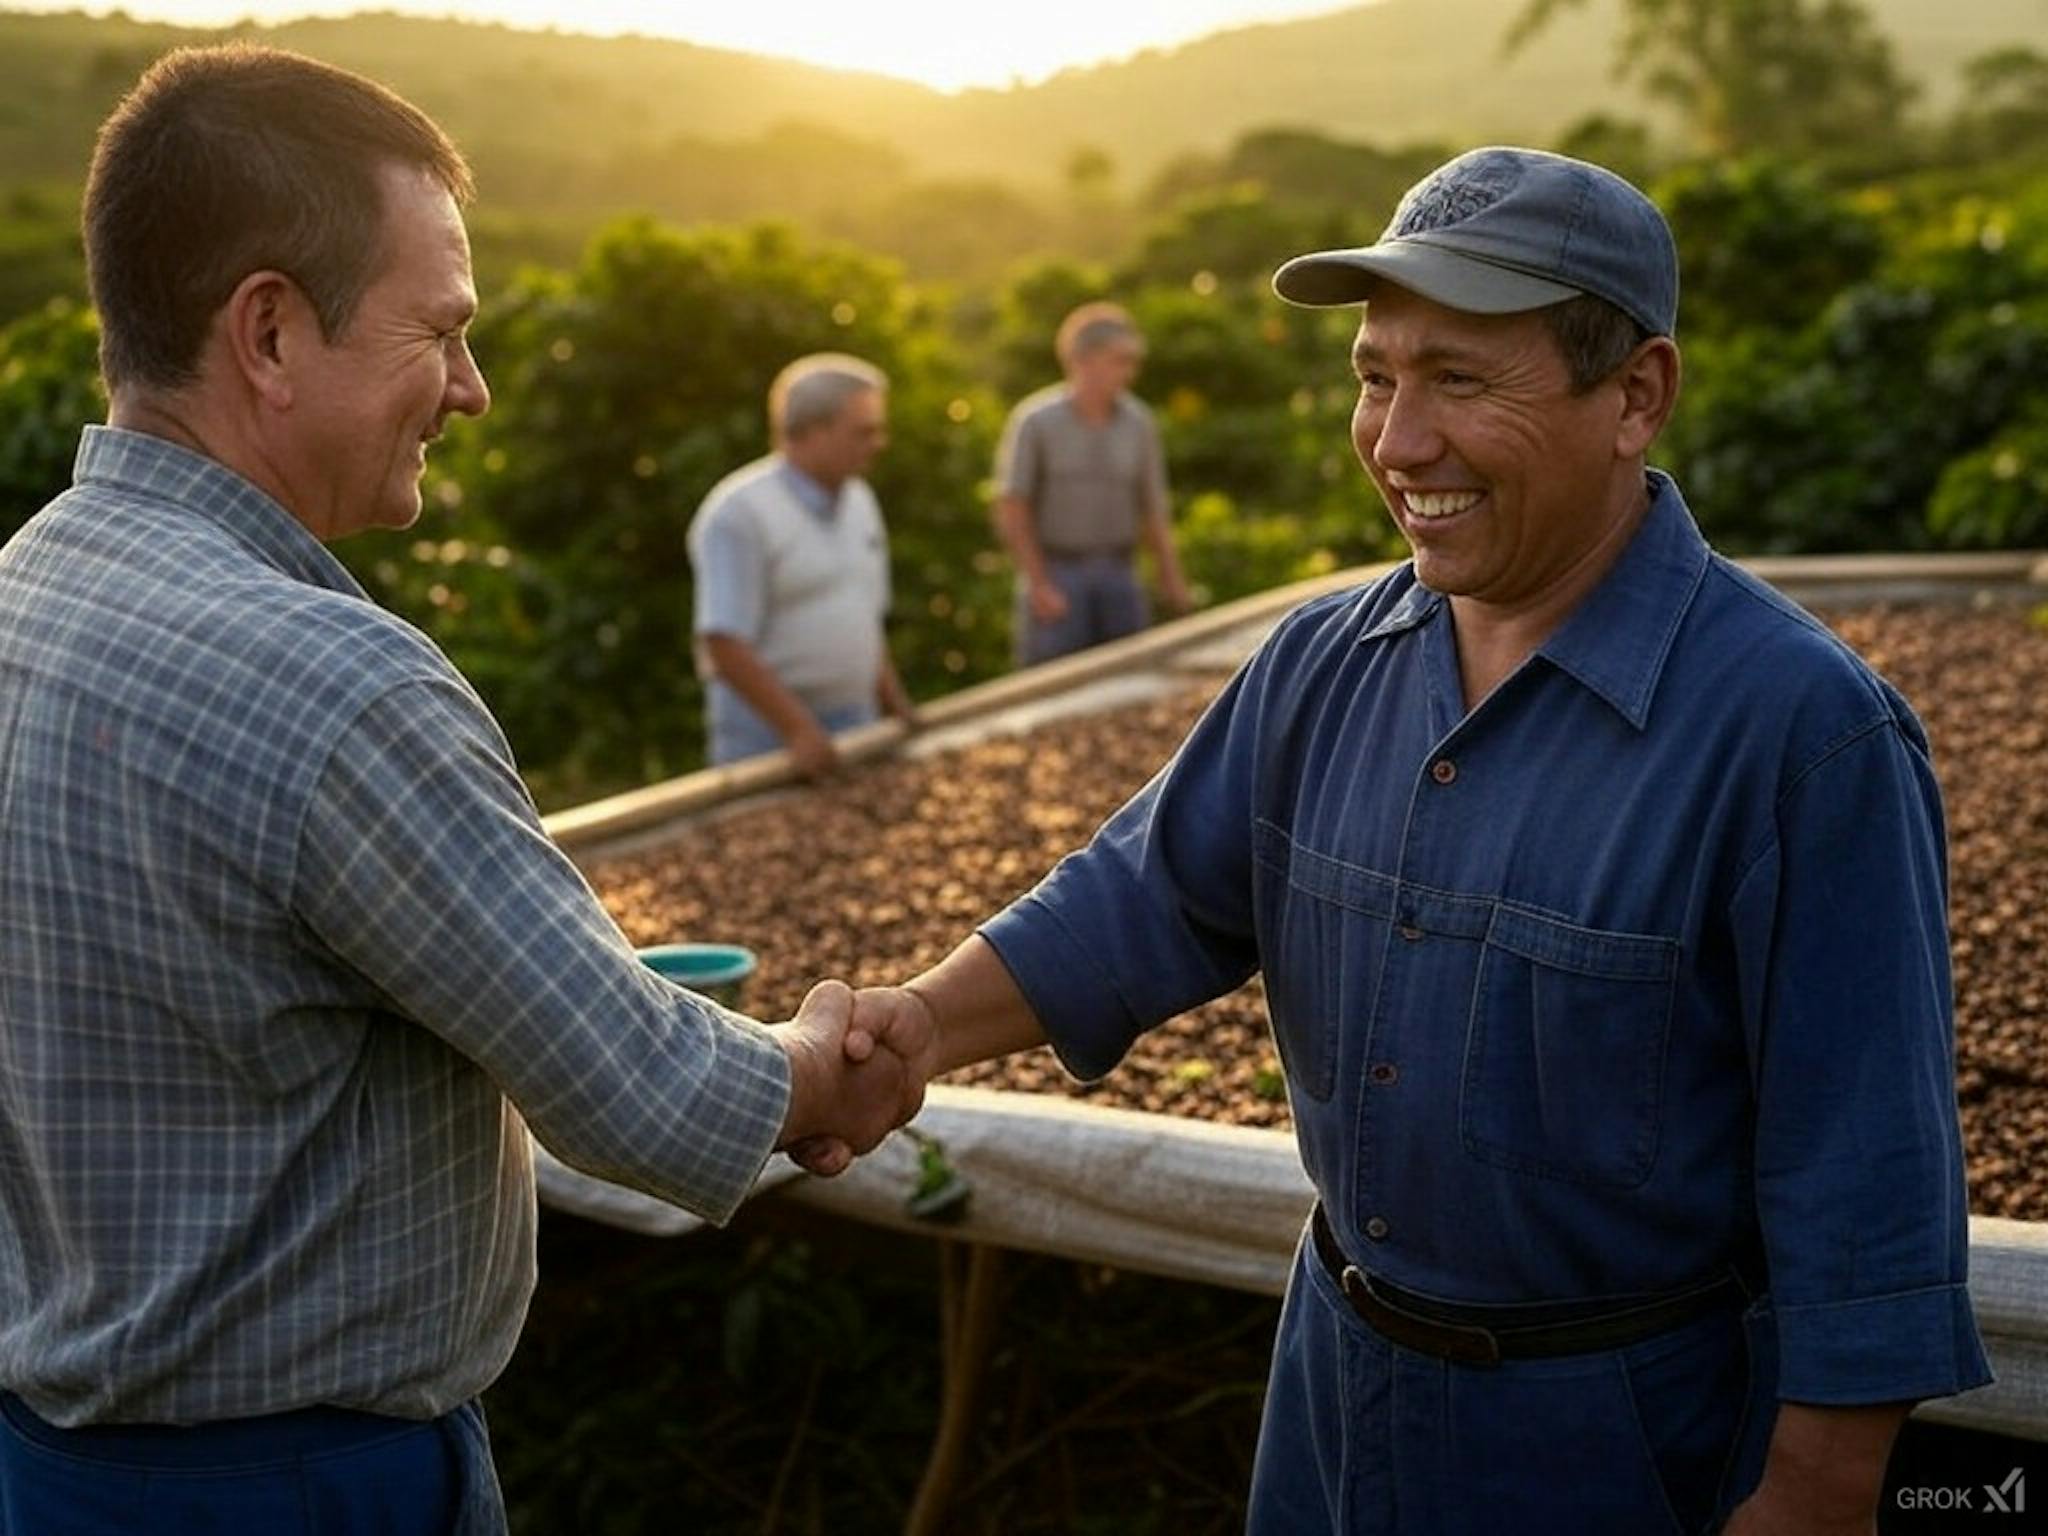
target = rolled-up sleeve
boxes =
[292,676,790,1224]
[979,651,1268,1080]
[1730,718,1992,1403]
[689,499,767,641]
[994,406,1042,505]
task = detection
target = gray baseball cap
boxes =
[1272,146,1678,337]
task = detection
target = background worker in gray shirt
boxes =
[994,302,1194,666]
[689,353,917,778]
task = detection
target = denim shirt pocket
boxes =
[1253,820,1393,1105]
[1461,902,1679,1190]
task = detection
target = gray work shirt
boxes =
[0,427,790,1427]
[994,386,1169,557]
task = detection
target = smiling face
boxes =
[284,162,488,540]
[1350,285,1651,617]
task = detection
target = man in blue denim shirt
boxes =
[851,148,1990,1533]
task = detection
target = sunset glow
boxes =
[7,0,1356,90]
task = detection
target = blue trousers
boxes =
[1246,1235,1779,1535]
[1015,554,1150,667]
[705,681,878,768]
[0,1393,506,1536]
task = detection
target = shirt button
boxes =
[1430,758,1458,785]
[1369,1062,1399,1085]
[1365,1216,1390,1241]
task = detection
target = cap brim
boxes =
[1272,241,1582,313]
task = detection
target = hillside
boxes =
[0,0,2038,193]
[913,0,2044,178]
[0,9,933,188]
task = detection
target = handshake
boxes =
[768,979,945,1176]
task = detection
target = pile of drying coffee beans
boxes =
[589,602,2048,1217]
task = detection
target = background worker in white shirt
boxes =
[689,353,916,777]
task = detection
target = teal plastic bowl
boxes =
[637,943,758,1010]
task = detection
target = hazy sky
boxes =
[12,1,1357,89]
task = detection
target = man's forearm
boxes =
[906,934,1049,1074]
[876,650,914,720]
[1143,515,1188,593]
[702,632,819,743]
[995,495,1050,586]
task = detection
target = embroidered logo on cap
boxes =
[1388,151,1524,238]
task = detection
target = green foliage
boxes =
[1131,283,1384,568]
[1937,48,2048,178]
[1927,403,2048,548]
[0,298,101,540]
[1657,158,1885,335]
[489,1221,944,1534]
[822,178,1064,286]
[1664,187,2048,552]
[1509,0,1917,157]
[1121,187,1347,290]
[1175,489,1386,600]
[1143,131,1447,229]
[0,184,85,328]
[490,1213,1277,1535]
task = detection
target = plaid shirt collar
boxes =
[74,424,369,600]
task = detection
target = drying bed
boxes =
[588,603,2048,1220]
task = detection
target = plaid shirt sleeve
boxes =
[291,675,790,1224]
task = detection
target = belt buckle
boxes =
[1343,1267,1504,1368]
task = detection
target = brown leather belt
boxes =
[1309,1205,1744,1368]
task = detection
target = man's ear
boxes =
[1614,335,1681,460]
[218,270,308,412]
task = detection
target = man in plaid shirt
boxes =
[0,45,926,1535]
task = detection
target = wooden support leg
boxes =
[904,1241,1004,1536]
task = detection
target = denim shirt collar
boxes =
[73,425,369,600]
[1534,470,1710,731]
[1358,581,1442,644]
[1356,470,1710,732]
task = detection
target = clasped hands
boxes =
[771,981,939,1176]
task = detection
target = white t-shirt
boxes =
[687,455,891,713]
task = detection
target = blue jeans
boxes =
[1015,554,1150,667]
[705,681,878,768]
[1245,1233,1778,1535]
[0,1393,505,1536]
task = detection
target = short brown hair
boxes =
[1055,301,1141,366]
[83,45,473,393]
[1541,293,1651,394]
